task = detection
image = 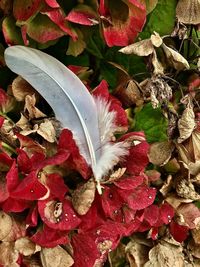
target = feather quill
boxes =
[4,46,128,193]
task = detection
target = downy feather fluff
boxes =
[4,46,128,193]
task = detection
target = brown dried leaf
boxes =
[152,50,164,75]
[0,211,12,241]
[177,203,200,228]
[150,32,163,47]
[108,243,126,267]
[162,43,190,71]
[72,178,96,215]
[0,242,19,267]
[37,119,56,143]
[176,0,200,25]
[177,100,196,143]
[176,178,200,200]
[12,76,38,102]
[165,193,192,210]
[119,39,154,56]
[148,141,174,166]
[159,175,173,197]
[24,94,46,119]
[40,246,74,267]
[192,228,200,244]
[3,215,26,242]
[15,237,41,256]
[144,243,184,267]
[144,76,172,108]
[115,79,143,107]
[125,239,150,267]
[188,239,200,259]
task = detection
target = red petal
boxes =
[43,8,78,40]
[0,88,8,107]
[58,129,90,179]
[0,151,13,168]
[46,173,68,199]
[143,205,159,226]
[17,149,33,174]
[101,186,124,219]
[114,176,143,190]
[13,0,42,21]
[26,205,38,227]
[44,0,59,8]
[38,198,81,231]
[32,150,70,170]
[2,197,31,212]
[66,7,99,26]
[99,0,146,47]
[120,133,150,175]
[159,202,174,225]
[120,185,156,210]
[6,161,20,193]
[0,116,4,128]
[72,233,100,267]
[16,133,45,155]
[92,80,110,100]
[0,178,9,202]
[31,225,69,248]
[11,171,48,200]
[169,221,189,243]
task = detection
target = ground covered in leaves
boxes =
[0,0,200,266]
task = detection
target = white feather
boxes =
[4,46,129,193]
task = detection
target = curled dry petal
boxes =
[148,141,174,166]
[72,178,96,215]
[176,0,200,25]
[0,242,19,267]
[119,39,154,56]
[177,203,200,229]
[144,243,185,267]
[177,100,196,143]
[162,43,190,71]
[12,76,38,102]
[40,246,74,267]
[0,211,12,241]
[15,237,41,256]
[176,178,200,200]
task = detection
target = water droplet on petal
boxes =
[109,193,113,199]
[30,189,34,193]
[148,195,152,199]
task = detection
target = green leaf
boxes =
[26,13,64,43]
[66,30,86,57]
[134,103,168,143]
[145,0,158,14]
[2,16,24,45]
[140,0,178,39]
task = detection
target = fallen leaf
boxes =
[12,76,38,102]
[176,178,200,200]
[162,43,190,71]
[0,211,12,241]
[24,94,46,119]
[177,99,196,143]
[145,0,158,14]
[176,0,200,25]
[148,141,174,166]
[37,119,56,143]
[125,238,150,266]
[15,237,41,256]
[0,242,19,267]
[144,242,184,266]
[40,246,74,267]
[72,178,96,215]
[119,38,154,56]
